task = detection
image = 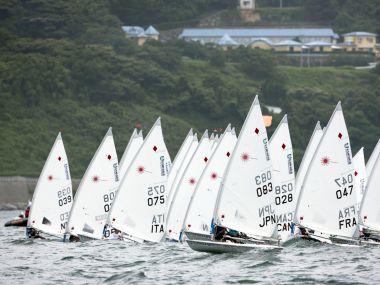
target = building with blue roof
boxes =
[179,28,338,46]
[122,25,160,45]
[217,34,239,50]
[342,31,377,53]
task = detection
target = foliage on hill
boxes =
[0,0,380,178]
[109,0,235,28]
[303,0,380,34]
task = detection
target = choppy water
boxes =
[1,210,380,284]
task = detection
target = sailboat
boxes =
[27,133,73,238]
[353,148,367,208]
[166,129,194,205]
[107,118,171,243]
[165,130,213,241]
[184,125,237,241]
[167,132,198,208]
[359,141,380,242]
[294,122,323,197]
[187,96,281,253]
[65,128,119,241]
[366,139,380,177]
[269,115,296,243]
[119,128,143,178]
[294,102,360,245]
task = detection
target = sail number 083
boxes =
[255,171,272,198]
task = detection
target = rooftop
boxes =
[217,34,239,46]
[343,31,377,37]
[273,39,302,46]
[180,28,336,38]
[145,25,159,36]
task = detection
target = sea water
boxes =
[1,210,380,284]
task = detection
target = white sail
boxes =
[167,134,199,207]
[108,118,171,242]
[166,129,194,203]
[295,102,358,238]
[166,131,212,241]
[366,139,380,178]
[119,129,143,178]
[28,133,73,237]
[353,148,367,208]
[211,134,220,151]
[269,115,295,242]
[184,125,237,237]
[295,121,323,197]
[67,128,119,240]
[359,146,380,231]
[215,95,276,238]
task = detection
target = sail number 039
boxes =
[255,171,273,198]
[57,187,72,207]
[147,185,165,206]
[335,174,354,199]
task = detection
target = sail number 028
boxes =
[147,185,165,206]
[255,171,272,198]
[103,192,116,212]
[275,183,293,205]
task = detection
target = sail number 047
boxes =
[335,174,354,199]
[147,185,165,206]
[255,171,272,197]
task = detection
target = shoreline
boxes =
[0,176,80,210]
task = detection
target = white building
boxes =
[179,28,338,46]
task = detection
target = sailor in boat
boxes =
[26,227,45,239]
[68,235,80,242]
[109,229,124,241]
[4,201,31,227]
[213,225,247,244]
[361,228,380,243]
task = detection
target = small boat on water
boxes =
[353,148,367,208]
[294,121,323,198]
[5,216,28,227]
[295,102,361,245]
[65,128,119,241]
[26,133,73,239]
[269,115,296,244]
[187,95,282,253]
[166,129,197,207]
[184,125,237,241]
[359,136,380,243]
[366,139,380,177]
[118,128,144,179]
[165,130,213,242]
[108,118,171,243]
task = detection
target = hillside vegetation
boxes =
[0,0,380,178]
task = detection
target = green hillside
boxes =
[0,0,380,178]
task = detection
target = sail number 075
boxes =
[147,185,165,206]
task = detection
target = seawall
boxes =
[0,176,80,210]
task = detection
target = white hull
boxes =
[184,231,212,241]
[186,240,282,253]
